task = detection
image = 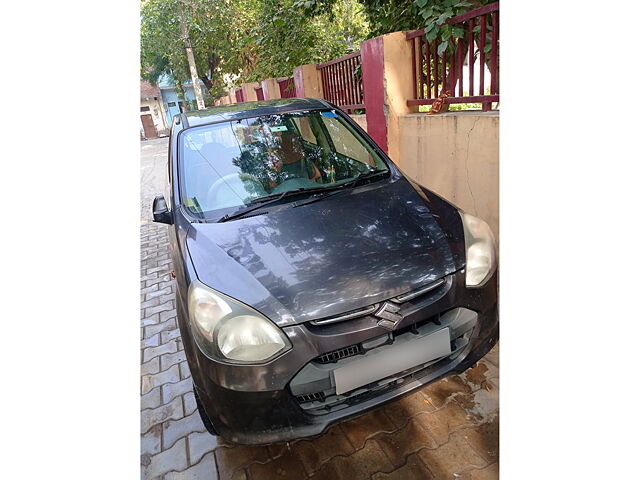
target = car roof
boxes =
[182,98,333,128]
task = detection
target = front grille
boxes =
[316,344,363,364]
[309,276,450,327]
[289,307,478,415]
[296,391,325,403]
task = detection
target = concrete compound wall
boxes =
[351,110,498,242]
[395,111,499,243]
[349,114,367,132]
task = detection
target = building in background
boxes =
[157,74,210,127]
[140,81,169,139]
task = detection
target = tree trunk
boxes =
[179,6,206,110]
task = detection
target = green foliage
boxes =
[141,0,369,95]
[303,0,492,55]
[248,0,369,81]
[140,0,491,102]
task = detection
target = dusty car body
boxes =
[152,98,498,445]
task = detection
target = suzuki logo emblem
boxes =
[374,302,403,330]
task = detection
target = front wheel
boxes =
[193,384,218,436]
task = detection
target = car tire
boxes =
[193,384,218,436]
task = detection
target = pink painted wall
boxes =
[360,36,387,152]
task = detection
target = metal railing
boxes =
[317,52,364,112]
[277,77,296,99]
[406,2,499,110]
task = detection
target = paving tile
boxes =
[464,388,499,424]
[310,438,394,480]
[417,431,487,478]
[371,452,435,480]
[483,343,499,368]
[141,396,184,434]
[162,378,192,404]
[180,362,191,380]
[416,401,476,446]
[459,462,499,480]
[142,387,162,411]
[146,301,175,318]
[162,411,207,450]
[141,297,162,310]
[457,416,499,464]
[462,363,489,393]
[160,309,177,323]
[142,364,181,395]
[142,333,160,348]
[142,313,160,327]
[214,445,270,480]
[382,390,436,429]
[141,357,160,377]
[161,350,188,371]
[187,430,224,465]
[141,424,162,456]
[141,437,188,479]
[146,318,178,338]
[341,409,397,450]
[248,449,308,480]
[183,391,197,416]
[374,418,438,468]
[144,340,178,363]
[146,286,173,300]
[421,375,472,409]
[161,328,182,344]
[141,283,160,295]
[141,271,159,282]
[291,425,354,475]
[165,451,219,480]
[480,360,499,390]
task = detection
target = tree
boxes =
[247,0,370,81]
[141,0,256,100]
[141,0,369,92]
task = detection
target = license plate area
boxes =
[333,327,451,395]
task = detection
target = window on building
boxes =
[168,102,176,107]
[140,106,150,112]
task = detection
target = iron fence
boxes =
[277,77,296,99]
[317,52,364,112]
[406,2,499,110]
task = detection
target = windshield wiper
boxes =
[216,170,388,222]
[344,169,388,188]
[292,170,388,208]
[217,188,315,223]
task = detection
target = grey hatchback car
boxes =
[152,98,498,445]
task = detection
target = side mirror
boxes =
[152,194,173,224]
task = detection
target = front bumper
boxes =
[183,269,498,445]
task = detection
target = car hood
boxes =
[186,177,465,326]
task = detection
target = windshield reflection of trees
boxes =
[227,113,371,199]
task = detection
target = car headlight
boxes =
[187,280,291,363]
[460,212,496,287]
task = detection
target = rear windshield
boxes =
[177,110,388,216]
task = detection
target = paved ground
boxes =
[140,137,499,479]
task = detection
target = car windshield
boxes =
[178,109,389,217]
